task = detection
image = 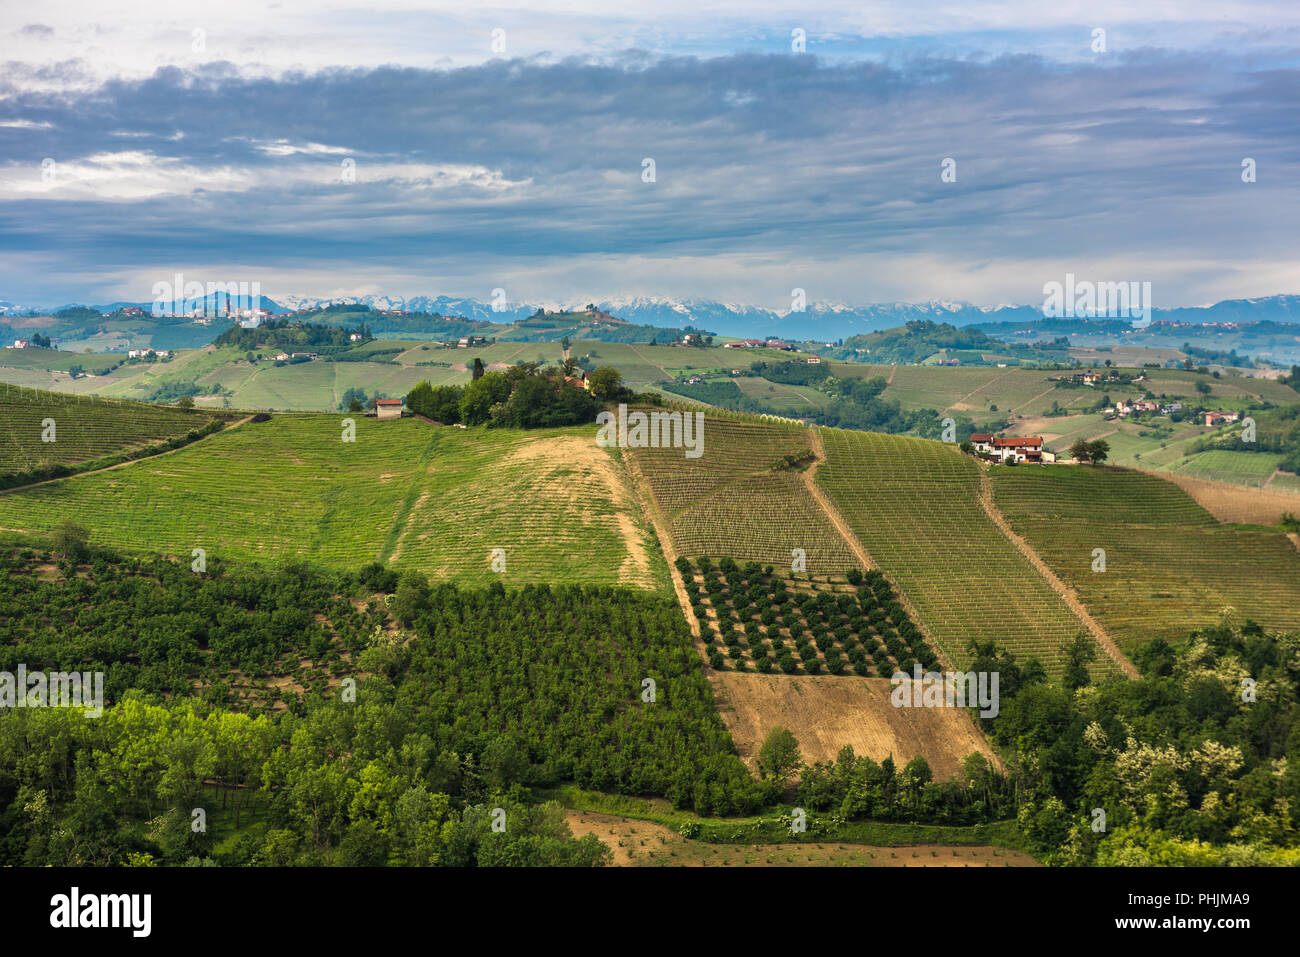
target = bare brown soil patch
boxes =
[713,672,998,781]
[1147,469,1300,526]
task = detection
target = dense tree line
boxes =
[797,748,1013,826]
[0,546,760,865]
[979,623,1300,865]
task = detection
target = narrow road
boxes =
[801,427,876,572]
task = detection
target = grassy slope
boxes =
[990,464,1300,654]
[0,414,668,588]
[815,429,1100,678]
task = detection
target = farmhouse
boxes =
[972,433,1051,464]
[723,339,767,349]
[457,336,487,348]
[563,370,591,391]
[11,339,29,349]
[375,399,404,420]
[806,356,822,364]
[1205,410,1241,427]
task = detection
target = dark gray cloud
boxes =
[0,49,1296,305]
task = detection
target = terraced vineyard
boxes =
[0,414,667,589]
[0,384,217,475]
[681,556,938,677]
[991,464,1300,653]
[624,410,857,575]
[815,429,1101,677]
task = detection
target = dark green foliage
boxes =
[213,318,370,355]
[982,621,1300,865]
[403,382,463,423]
[0,546,762,867]
[798,746,1014,826]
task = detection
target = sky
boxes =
[0,1,1298,311]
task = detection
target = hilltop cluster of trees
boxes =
[213,319,371,355]
[827,321,1002,364]
[406,362,653,428]
[1068,438,1111,464]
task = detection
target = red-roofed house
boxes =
[376,398,404,420]
[1205,410,1241,428]
[977,434,1051,463]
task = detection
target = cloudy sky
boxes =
[1,1,1298,310]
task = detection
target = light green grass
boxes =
[1171,449,1283,486]
[0,414,668,588]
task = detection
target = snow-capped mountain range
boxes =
[7,293,1300,342]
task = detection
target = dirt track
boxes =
[976,469,1138,678]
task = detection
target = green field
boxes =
[991,464,1300,653]
[815,429,1103,677]
[1170,449,1284,486]
[0,384,218,475]
[731,376,829,412]
[0,414,667,588]
[625,411,857,575]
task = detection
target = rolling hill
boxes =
[0,413,667,589]
[814,429,1116,679]
[990,464,1300,653]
